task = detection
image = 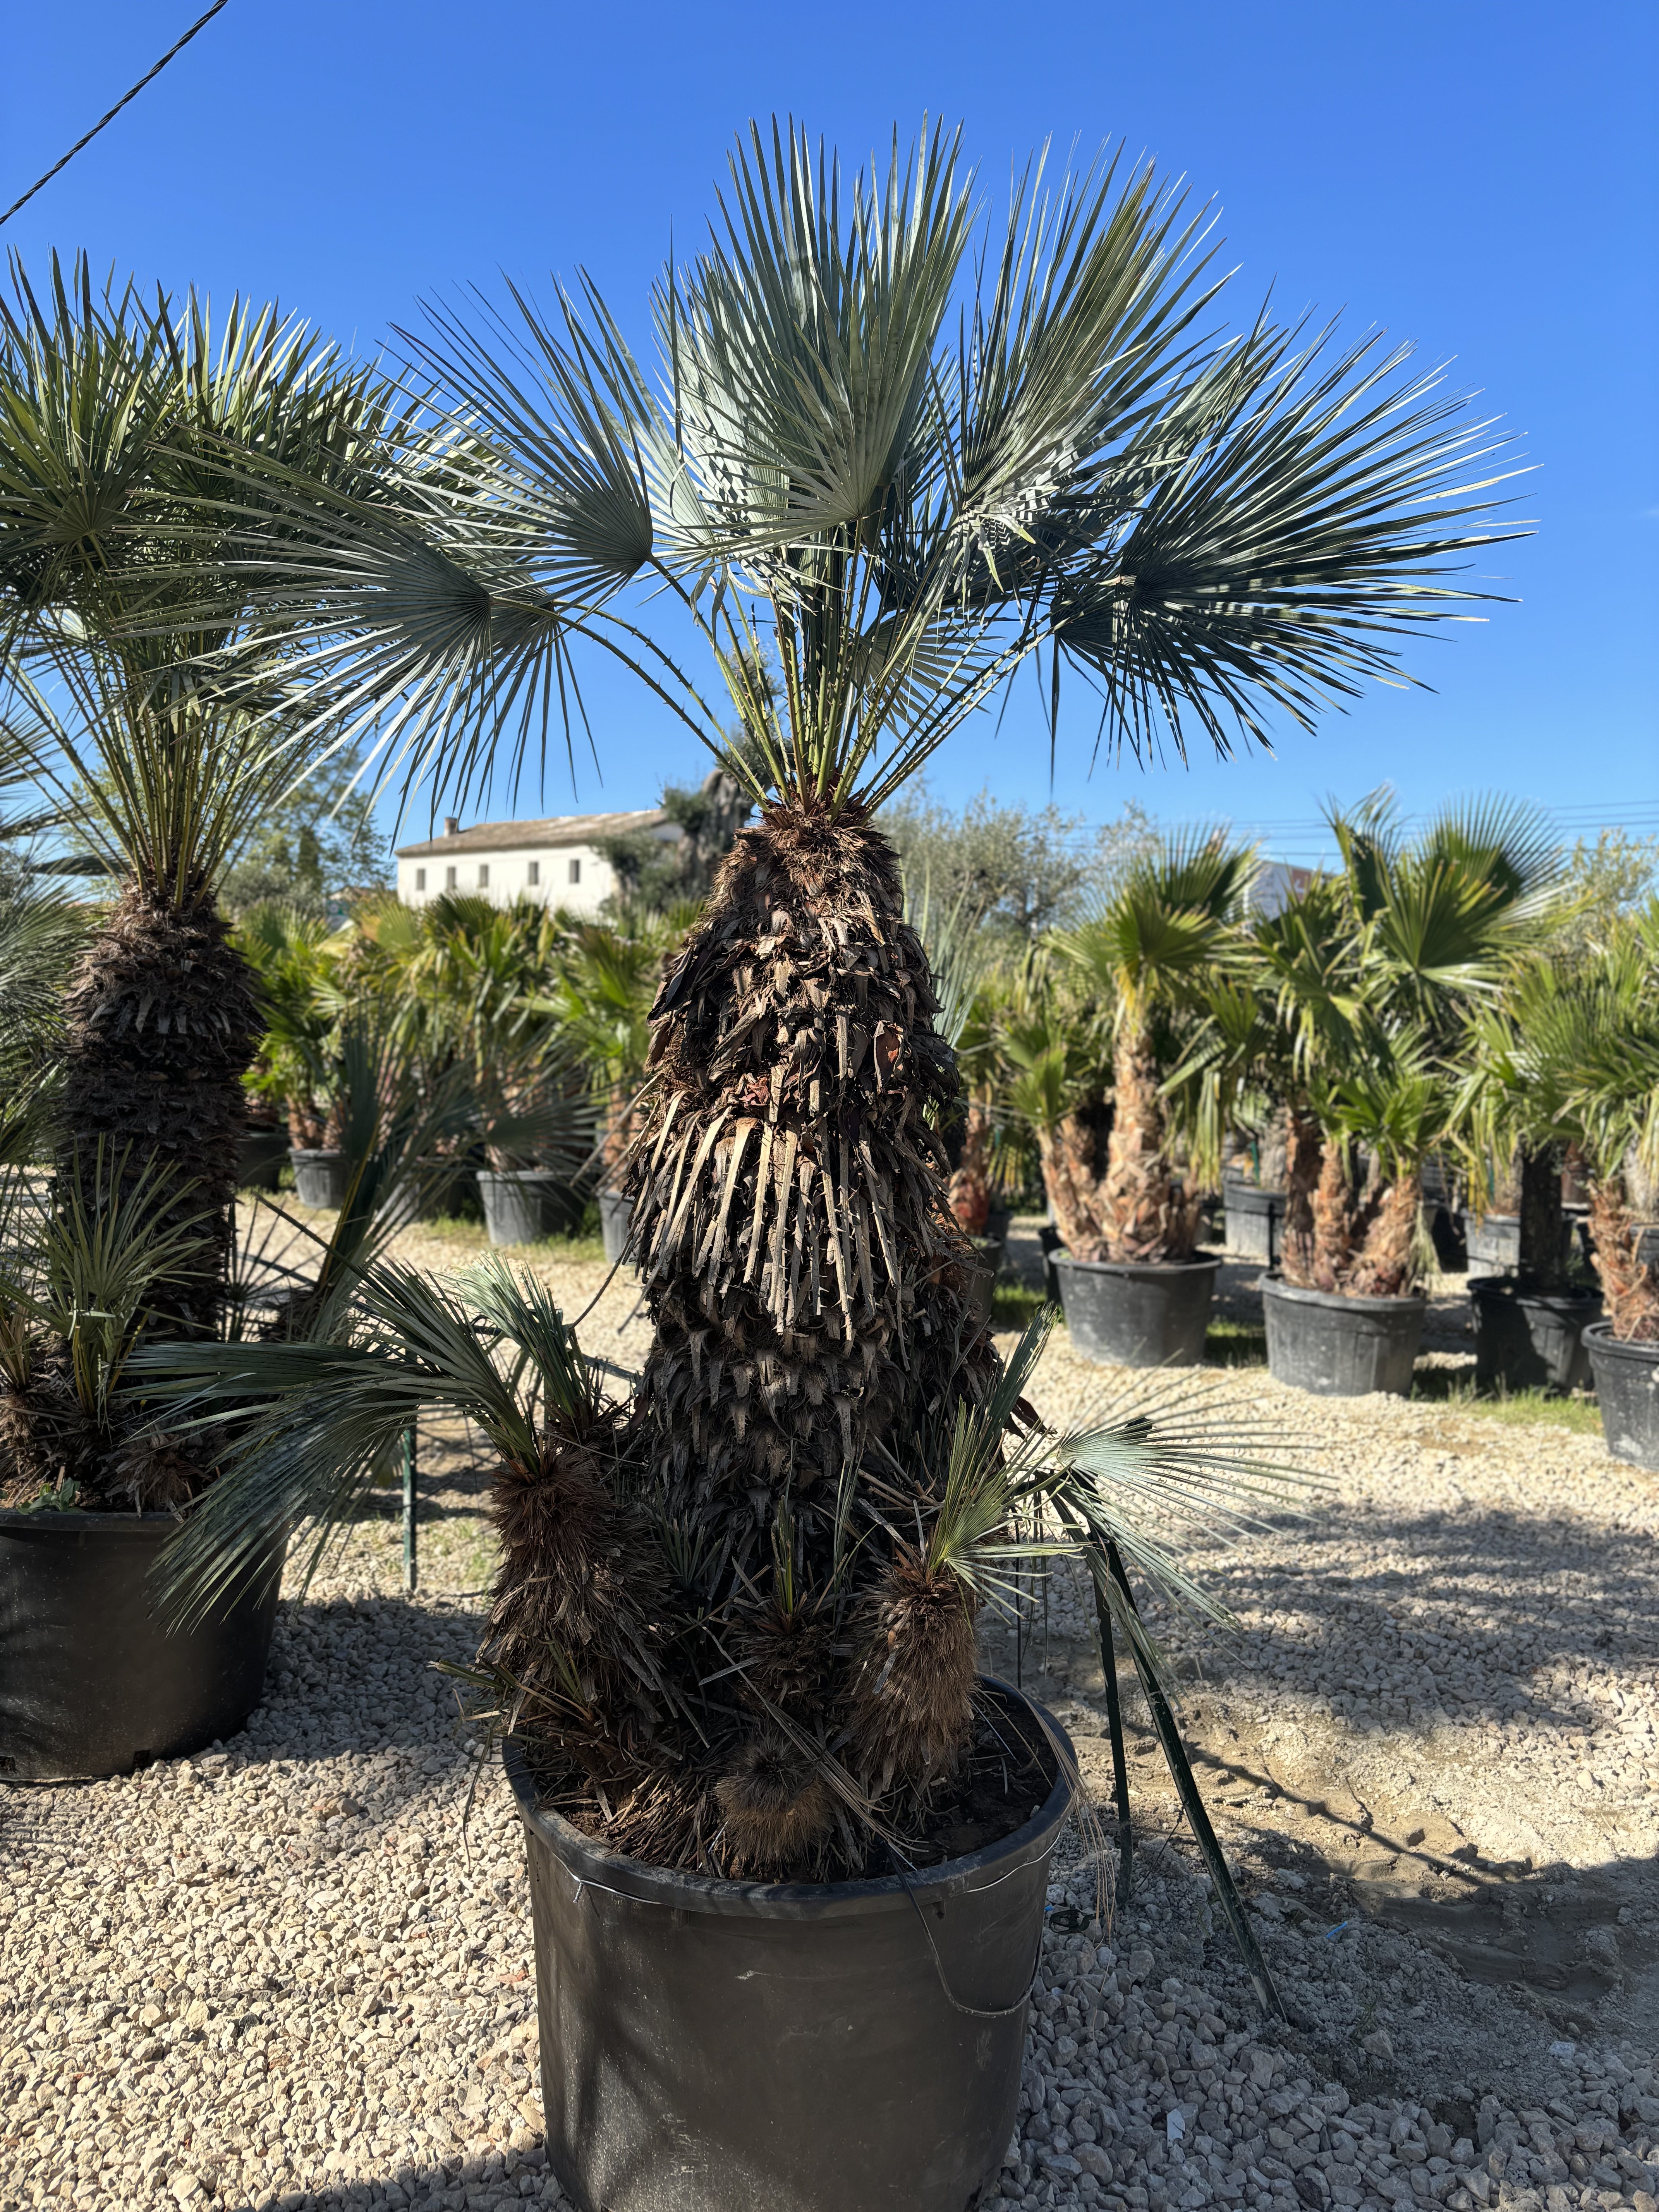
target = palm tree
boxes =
[0,255,416,1332]
[156,123,1518,1872]
[1056,834,1253,1261]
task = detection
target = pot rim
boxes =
[288,1147,343,1163]
[1583,1319,1659,1360]
[1053,1252,1219,1280]
[504,1676,1074,1923]
[1469,1279,1602,1312]
[0,1504,184,1534]
[477,1168,565,1185]
[1259,1274,1427,1316]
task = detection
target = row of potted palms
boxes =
[2,121,1523,2210]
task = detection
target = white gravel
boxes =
[4,1227,1657,2212]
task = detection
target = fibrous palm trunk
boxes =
[947,1096,993,1234]
[1098,1023,1200,1263]
[58,882,259,1334]
[1589,1179,1659,1341]
[1036,1103,1114,1259]
[1277,1107,1326,1286]
[1284,1133,1420,1297]
[1516,1144,1566,1294]
[616,800,999,1870]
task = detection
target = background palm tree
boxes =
[161,122,1519,1874]
[0,255,415,1329]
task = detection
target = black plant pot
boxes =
[985,1203,1013,1245]
[1260,1276,1425,1397]
[477,1170,576,1247]
[237,1128,288,1192]
[1463,1212,1521,1280]
[1221,1177,1286,1266]
[1471,1281,1602,1395]
[1053,1253,1219,1367]
[0,1512,282,1781]
[290,1147,349,1209]
[1038,1224,1065,1305]
[598,1188,634,1266]
[1584,1323,1659,1470]
[965,1233,1004,1328]
[506,1679,1073,2212]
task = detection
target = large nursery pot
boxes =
[505,1679,1073,2212]
[237,1127,288,1192]
[0,1511,282,1781]
[1463,1211,1520,1280]
[1260,1276,1425,1397]
[1053,1252,1218,1367]
[598,1187,634,1266]
[1471,1280,1601,1395]
[478,1169,575,1247]
[1583,1324,1659,1471]
[1221,1175,1285,1266]
[965,1233,1005,1329]
[290,1147,349,1209]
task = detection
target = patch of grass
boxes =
[991,1283,1053,1329]
[1408,1370,1604,1434]
[1206,1318,1267,1369]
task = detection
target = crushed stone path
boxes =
[3,1224,1656,2212]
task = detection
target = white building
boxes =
[395,810,680,915]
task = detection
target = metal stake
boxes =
[402,1424,419,1595]
[1092,1575,1135,1905]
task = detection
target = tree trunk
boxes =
[618,800,999,1873]
[1516,1144,1566,1294]
[1036,1104,1113,1259]
[1345,1171,1422,1298]
[1278,1107,1325,1286]
[1098,1021,1199,1264]
[1589,1178,1659,1341]
[58,884,259,1335]
[946,1097,993,1235]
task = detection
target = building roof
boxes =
[395,809,672,859]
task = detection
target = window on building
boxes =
[446,865,457,890]
[414,868,426,892]
[478,864,490,889]
[568,857,582,886]
[526,860,540,886]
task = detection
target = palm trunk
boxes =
[1516,1144,1566,1293]
[1099,1022,1198,1263]
[619,800,997,1872]
[1308,1136,1359,1293]
[946,1097,993,1235]
[1037,1104,1113,1259]
[1345,1170,1422,1297]
[58,883,259,1336]
[1277,1106,1325,1286]
[1589,1178,1659,1341]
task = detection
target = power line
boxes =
[0,1,234,231]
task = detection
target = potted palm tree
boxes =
[1499,925,1659,1462]
[1046,835,1251,1365]
[149,122,1517,2211]
[0,257,417,1774]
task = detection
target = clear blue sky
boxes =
[4,0,1655,862]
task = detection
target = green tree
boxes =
[219,739,391,915]
[158,122,1517,1875]
[882,789,1158,941]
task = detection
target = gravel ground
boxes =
[4,1218,1656,2212]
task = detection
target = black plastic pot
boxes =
[290,1147,349,1209]
[1221,1177,1285,1266]
[478,1170,575,1247]
[1260,1276,1425,1396]
[1471,1281,1602,1395]
[1463,1212,1520,1280]
[0,1511,282,1781]
[1038,1224,1065,1305]
[598,1188,634,1266]
[1584,1323,1659,1470]
[506,1679,1072,2212]
[1053,1252,1218,1367]
[965,1234,1004,1328]
[237,1128,288,1192]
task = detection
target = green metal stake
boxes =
[1091,1575,1135,1906]
[402,1424,418,1595]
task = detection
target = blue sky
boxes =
[4,0,1655,863]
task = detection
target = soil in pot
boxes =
[598,1187,634,1266]
[478,1170,577,1247]
[1053,1252,1218,1367]
[1261,1276,1426,1396]
[508,1680,1072,2212]
[290,1148,349,1209]
[0,1512,282,1780]
[1471,1280,1602,1395]
[1584,1324,1659,1471]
